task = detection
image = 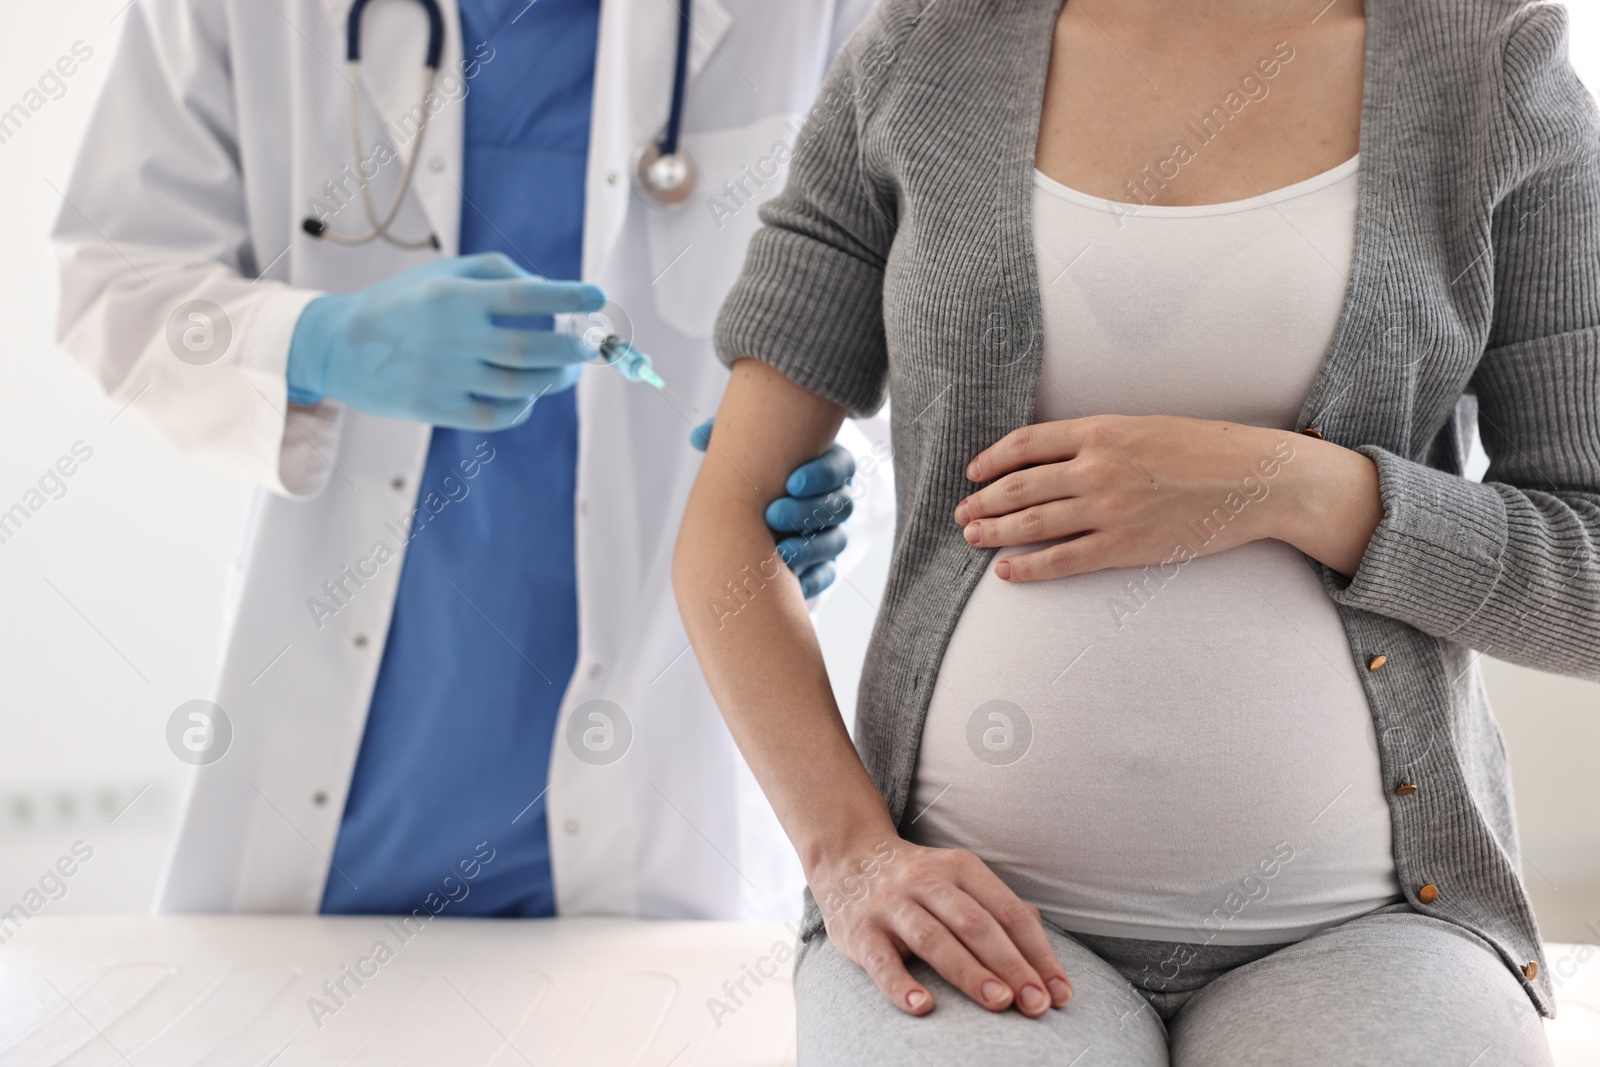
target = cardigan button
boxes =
[1300,427,1324,439]
[1417,883,1439,904]
[1368,654,1388,671]
[1395,783,1419,796]
[1524,961,1540,980]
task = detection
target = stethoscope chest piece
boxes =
[634,141,696,209]
[634,0,697,210]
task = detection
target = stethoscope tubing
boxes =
[347,0,445,67]
[660,0,693,158]
[306,64,439,249]
[308,0,444,248]
[310,0,695,247]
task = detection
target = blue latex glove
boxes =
[691,418,856,598]
[287,253,604,430]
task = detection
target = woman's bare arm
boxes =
[674,358,894,867]
[674,359,1072,1018]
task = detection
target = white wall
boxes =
[0,2,1596,940]
[0,3,254,917]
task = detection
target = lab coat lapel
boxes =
[311,0,465,254]
[620,0,735,147]
[688,0,734,82]
[584,0,731,277]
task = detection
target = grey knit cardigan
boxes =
[714,0,1600,1015]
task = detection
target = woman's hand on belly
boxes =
[953,414,1383,580]
[812,836,1074,1018]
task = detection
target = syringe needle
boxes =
[587,334,700,413]
[660,383,698,414]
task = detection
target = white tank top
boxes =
[906,156,1404,945]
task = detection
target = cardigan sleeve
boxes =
[710,1,904,418]
[1326,3,1600,682]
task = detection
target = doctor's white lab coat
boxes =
[52,0,888,920]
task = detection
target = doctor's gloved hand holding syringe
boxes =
[283,250,856,595]
[283,253,603,429]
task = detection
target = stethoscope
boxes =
[303,0,698,249]
[633,0,697,208]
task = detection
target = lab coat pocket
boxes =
[644,112,801,340]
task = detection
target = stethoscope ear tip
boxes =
[301,213,440,251]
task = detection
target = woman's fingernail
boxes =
[981,979,1009,1005]
[967,461,980,480]
[1048,977,1073,1005]
[1020,985,1049,1014]
[954,502,970,524]
[964,521,981,544]
[995,559,1012,580]
[907,989,929,1010]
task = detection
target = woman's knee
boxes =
[794,927,1169,1067]
[1169,911,1553,1067]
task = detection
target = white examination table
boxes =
[0,917,1594,1065]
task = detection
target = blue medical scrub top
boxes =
[322,0,601,917]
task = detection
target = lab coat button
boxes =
[588,663,602,679]
[564,819,580,834]
[1395,783,1419,796]
[1417,883,1439,904]
[313,791,328,806]
[1368,654,1388,671]
[579,499,589,516]
[391,475,406,491]
[353,633,369,649]
[428,154,446,174]
[606,171,620,185]
[1524,961,1540,980]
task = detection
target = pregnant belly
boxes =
[905,538,1402,945]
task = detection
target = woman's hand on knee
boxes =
[812,839,1073,1018]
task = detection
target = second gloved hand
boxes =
[691,418,856,597]
[286,252,604,430]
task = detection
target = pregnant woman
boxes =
[674,0,1599,1062]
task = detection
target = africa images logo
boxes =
[966,699,1033,767]
[165,300,232,366]
[165,700,232,766]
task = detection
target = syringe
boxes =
[591,334,666,390]
[557,311,697,411]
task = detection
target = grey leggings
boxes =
[794,904,1554,1065]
